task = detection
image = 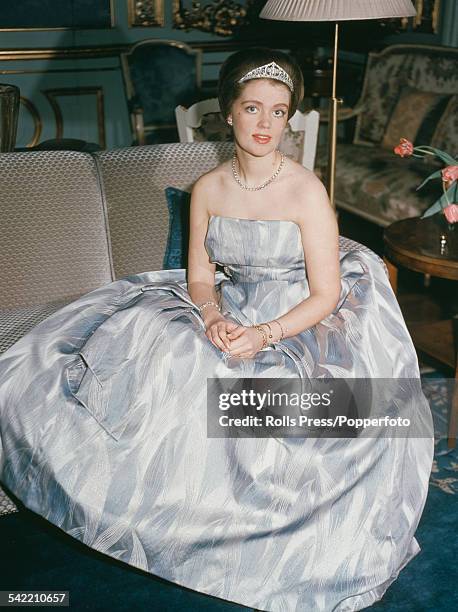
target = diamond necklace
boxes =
[231,150,285,191]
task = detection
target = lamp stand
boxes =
[327,23,339,209]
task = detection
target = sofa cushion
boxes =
[97,142,234,277]
[431,95,458,155]
[0,150,113,309]
[163,187,191,269]
[316,144,443,227]
[355,46,458,147]
[381,87,453,151]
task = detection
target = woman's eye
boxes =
[273,109,286,117]
[245,105,258,113]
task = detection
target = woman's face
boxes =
[228,78,290,156]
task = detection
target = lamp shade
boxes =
[260,0,416,21]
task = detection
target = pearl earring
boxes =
[227,118,233,126]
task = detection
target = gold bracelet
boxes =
[251,325,268,349]
[260,322,274,343]
[272,319,285,340]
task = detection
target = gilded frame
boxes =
[42,87,106,148]
[19,97,42,147]
[172,0,250,36]
[127,0,165,28]
[402,0,441,34]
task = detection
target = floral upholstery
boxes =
[278,123,305,163]
[192,112,232,142]
[316,45,458,226]
[355,45,458,147]
[432,95,458,156]
[316,143,443,227]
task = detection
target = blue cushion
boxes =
[163,187,191,269]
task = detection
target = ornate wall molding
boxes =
[401,0,441,34]
[0,46,129,61]
[173,0,251,36]
[43,87,106,147]
[19,96,42,147]
[127,0,164,28]
[0,39,318,64]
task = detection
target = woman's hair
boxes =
[218,47,304,121]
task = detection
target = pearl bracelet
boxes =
[198,301,221,313]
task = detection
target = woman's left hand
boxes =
[226,326,264,358]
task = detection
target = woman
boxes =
[0,48,433,611]
[189,48,340,359]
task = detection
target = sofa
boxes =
[0,141,378,358]
[0,139,398,517]
[316,44,458,227]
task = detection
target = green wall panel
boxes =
[0,0,455,151]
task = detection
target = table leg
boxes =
[449,379,458,448]
[383,257,398,295]
[448,317,458,448]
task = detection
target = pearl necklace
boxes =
[232,150,285,191]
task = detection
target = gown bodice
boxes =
[205,215,306,283]
[204,215,310,325]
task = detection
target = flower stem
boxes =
[414,148,436,156]
[442,181,451,208]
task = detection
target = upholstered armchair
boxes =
[121,40,202,145]
[316,44,458,226]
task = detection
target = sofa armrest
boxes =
[0,300,71,355]
[338,235,388,278]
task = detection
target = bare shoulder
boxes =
[284,157,326,194]
[282,158,331,221]
[192,160,231,196]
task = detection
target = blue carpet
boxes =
[372,438,458,611]
[0,508,248,611]
[370,375,458,611]
[1,376,457,611]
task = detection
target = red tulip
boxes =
[442,165,458,183]
[443,204,458,224]
[393,138,414,158]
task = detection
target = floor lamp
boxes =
[260,0,417,209]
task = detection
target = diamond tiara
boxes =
[237,61,294,93]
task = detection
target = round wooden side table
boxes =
[383,216,458,448]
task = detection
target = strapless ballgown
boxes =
[0,215,433,611]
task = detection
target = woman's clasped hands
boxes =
[204,312,266,359]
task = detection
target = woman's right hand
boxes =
[204,312,241,352]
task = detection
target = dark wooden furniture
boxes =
[384,216,458,448]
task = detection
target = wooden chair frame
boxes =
[175,98,320,171]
